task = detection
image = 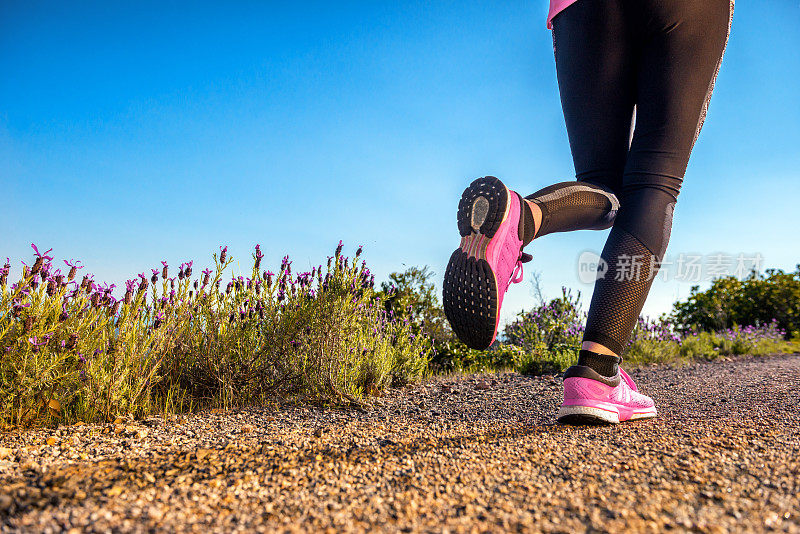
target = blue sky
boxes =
[2,1,798,326]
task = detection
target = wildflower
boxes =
[90,292,101,307]
[151,269,159,284]
[29,244,53,276]
[202,268,212,287]
[219,245,228,264]
[226,282,233,295]
[193,280,199,291]
[264,271,274,288]
[59,306,69,322]
[66,333,78,349]
[280,255,292,278]
[153,312,164,329]
[184,261,193,278]
[255,244,264,270]
[336,240,343,258]
[356,245,363,257]
[46,280,57,297]
[111,300,121,316]
[23,316,34,332]
[63,259,83,281]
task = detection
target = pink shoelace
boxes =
[620,368,638,391]
[508,252,533,286]
[510,262,524,284]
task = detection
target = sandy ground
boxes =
[2,353,799,533]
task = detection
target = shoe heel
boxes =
[557,405,621,425]
[456,176,508,238]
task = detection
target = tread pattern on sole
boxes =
[443,250,497,349]
[444,177,509,350]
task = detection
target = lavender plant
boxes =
[501,287,794,373]
[0,243,429,428]
[503,286,585,354]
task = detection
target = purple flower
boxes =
[31,243,54,261]
[219,246,228,264]
[255,244,264,270]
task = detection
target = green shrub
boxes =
[670,266,800,338]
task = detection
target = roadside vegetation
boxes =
[392,265,800,375]
[1,243,797,428]
[0,243,428,428]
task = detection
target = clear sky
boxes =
[2,1,799,327]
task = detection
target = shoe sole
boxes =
[557,404,657,425]
[443,177,509,350]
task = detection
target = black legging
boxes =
[526,0,733,355]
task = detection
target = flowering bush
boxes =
[0,243,429,428]
[628,316,682,345]
[503,287,584,353]
[501,287,794,373]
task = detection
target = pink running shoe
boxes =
[443,176,532,349]
[557,365,657,424]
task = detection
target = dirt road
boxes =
[2,354,799,533]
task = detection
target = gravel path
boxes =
[2,353,799,533]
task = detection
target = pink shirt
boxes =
[547,0,579,29]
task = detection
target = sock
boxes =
[518,194,536,247]
[524,181,619,238]
[577,349,621,377]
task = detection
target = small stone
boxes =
[0,447,13,460]
[241,424,254,433]
[475,381,490,391]
[46,437,57,446]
